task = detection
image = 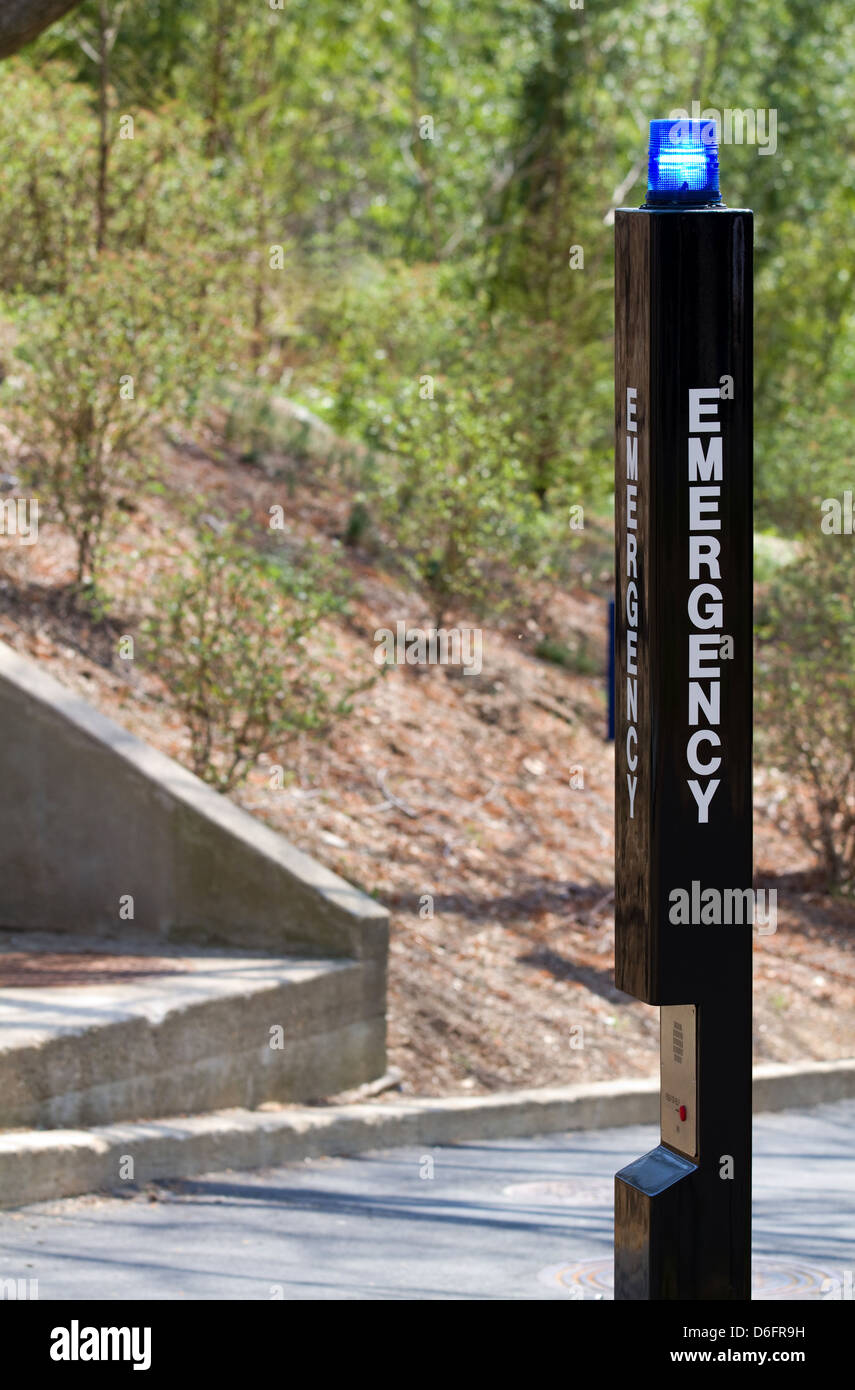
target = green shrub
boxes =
[8,250,224,593]
[142,522,356,792]
[534,634,599,675]
[756,534,855,889]
[377,383,541,626]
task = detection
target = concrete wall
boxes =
[0,956,385,1129]
[0,641,388,974]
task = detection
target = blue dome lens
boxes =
[646,118,721,206]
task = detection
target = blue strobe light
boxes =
[645,118,722,207]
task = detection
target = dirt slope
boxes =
[1,425,852,1095]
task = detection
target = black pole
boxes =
[613,120,753,1300]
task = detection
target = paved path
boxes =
[0,1099,852,1300]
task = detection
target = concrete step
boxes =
[1,1065,853,1212]
[0,937,384,1129]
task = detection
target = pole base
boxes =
[615,1145,751,1300]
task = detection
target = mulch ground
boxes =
[0,427,852,1095]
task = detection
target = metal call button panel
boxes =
[660,1004,697,1159]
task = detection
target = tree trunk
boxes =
[95,0,110,253]
[0,1,82,59]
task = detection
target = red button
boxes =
[679,1105,687,1121]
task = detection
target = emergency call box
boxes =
[614,206,753,1007]
[613,131,754,1298]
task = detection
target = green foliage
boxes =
[142,522,353,792]
[295,259,611,585]
[343,498,372,548]
[374,382,543,626]
[4,0,855,823]
[756,534,855,888]
[7,250,223,590]
[10,0,855,531]
[0,60,95,292]
[535,634,599,675]
[0,58,226,287]
[754,532,798,585]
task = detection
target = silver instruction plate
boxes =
[660,1004,697,1159]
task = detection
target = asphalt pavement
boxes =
[0,1098,852,1300]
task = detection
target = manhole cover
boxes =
[751,1259,837,1299]
[503,1179,614,1206]
[538,1256,838,1300]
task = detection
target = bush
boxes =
[0,60,229,291]
[142,522,358,792]
[298,262,611,520]
[534,633,599,675]
[8,250,224,592]
[756,534,855,889]
[0,60,94,293]
[377,382,542,627]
